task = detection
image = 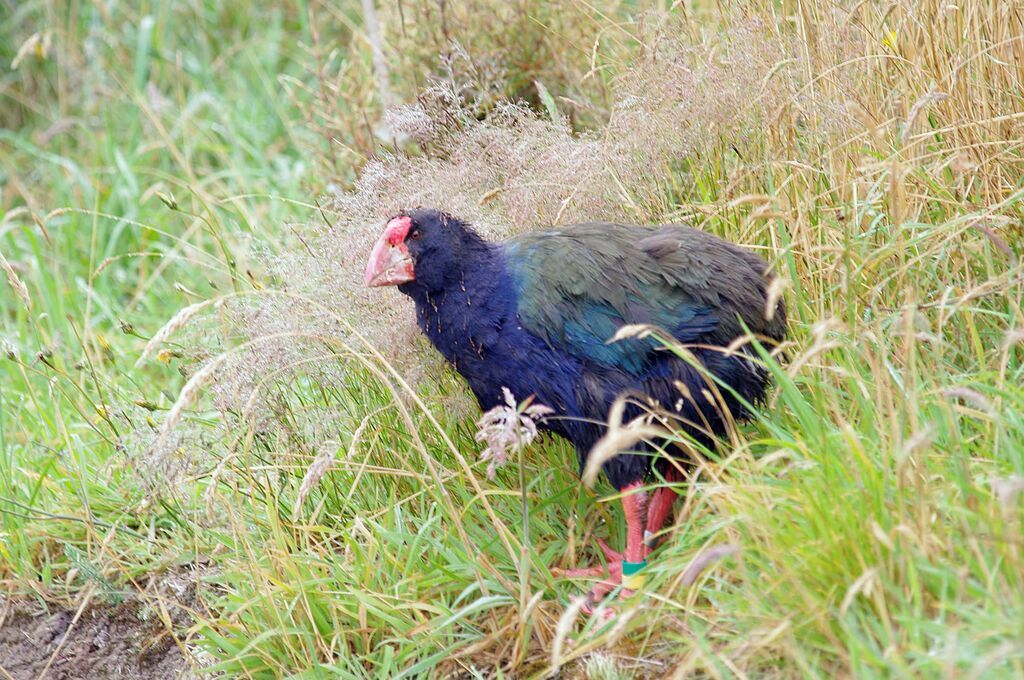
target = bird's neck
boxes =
[403,240,503,306]
[403,243,514,367]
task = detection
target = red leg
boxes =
[643,466,684,556]
[581,483,647,612]
[620,483,648,565]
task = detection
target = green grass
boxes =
[3,0,1024,677]
[0,0,321,640]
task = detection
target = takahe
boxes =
[364,208,786,609]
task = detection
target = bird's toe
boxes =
[553,565,607,578]
[594,537,624,562]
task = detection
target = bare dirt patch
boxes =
[0,599,190,679]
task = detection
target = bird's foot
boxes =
[580,566,626,616]
[554,539,640,616]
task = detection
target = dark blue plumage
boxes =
[372,209,786,491]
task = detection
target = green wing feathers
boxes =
[506,222,784,373]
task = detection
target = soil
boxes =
[0,599,190,679]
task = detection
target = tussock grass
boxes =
[2,0,1023,677]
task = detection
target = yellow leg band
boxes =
[622,571,647,591]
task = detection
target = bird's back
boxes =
[505,221,785,370]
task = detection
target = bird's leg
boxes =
[577,483,647,611]
[643,486,675,557]
[618,483,648,594]
[642,466,684,556]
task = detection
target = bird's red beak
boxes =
[364,216,416,287]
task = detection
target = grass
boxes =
[2,0,1024,677]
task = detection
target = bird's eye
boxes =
[409,229,422,241]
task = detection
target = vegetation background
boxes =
[2,0,1023,677]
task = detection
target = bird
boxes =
[364,208,786,611]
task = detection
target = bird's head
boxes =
[364,208,485,292]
